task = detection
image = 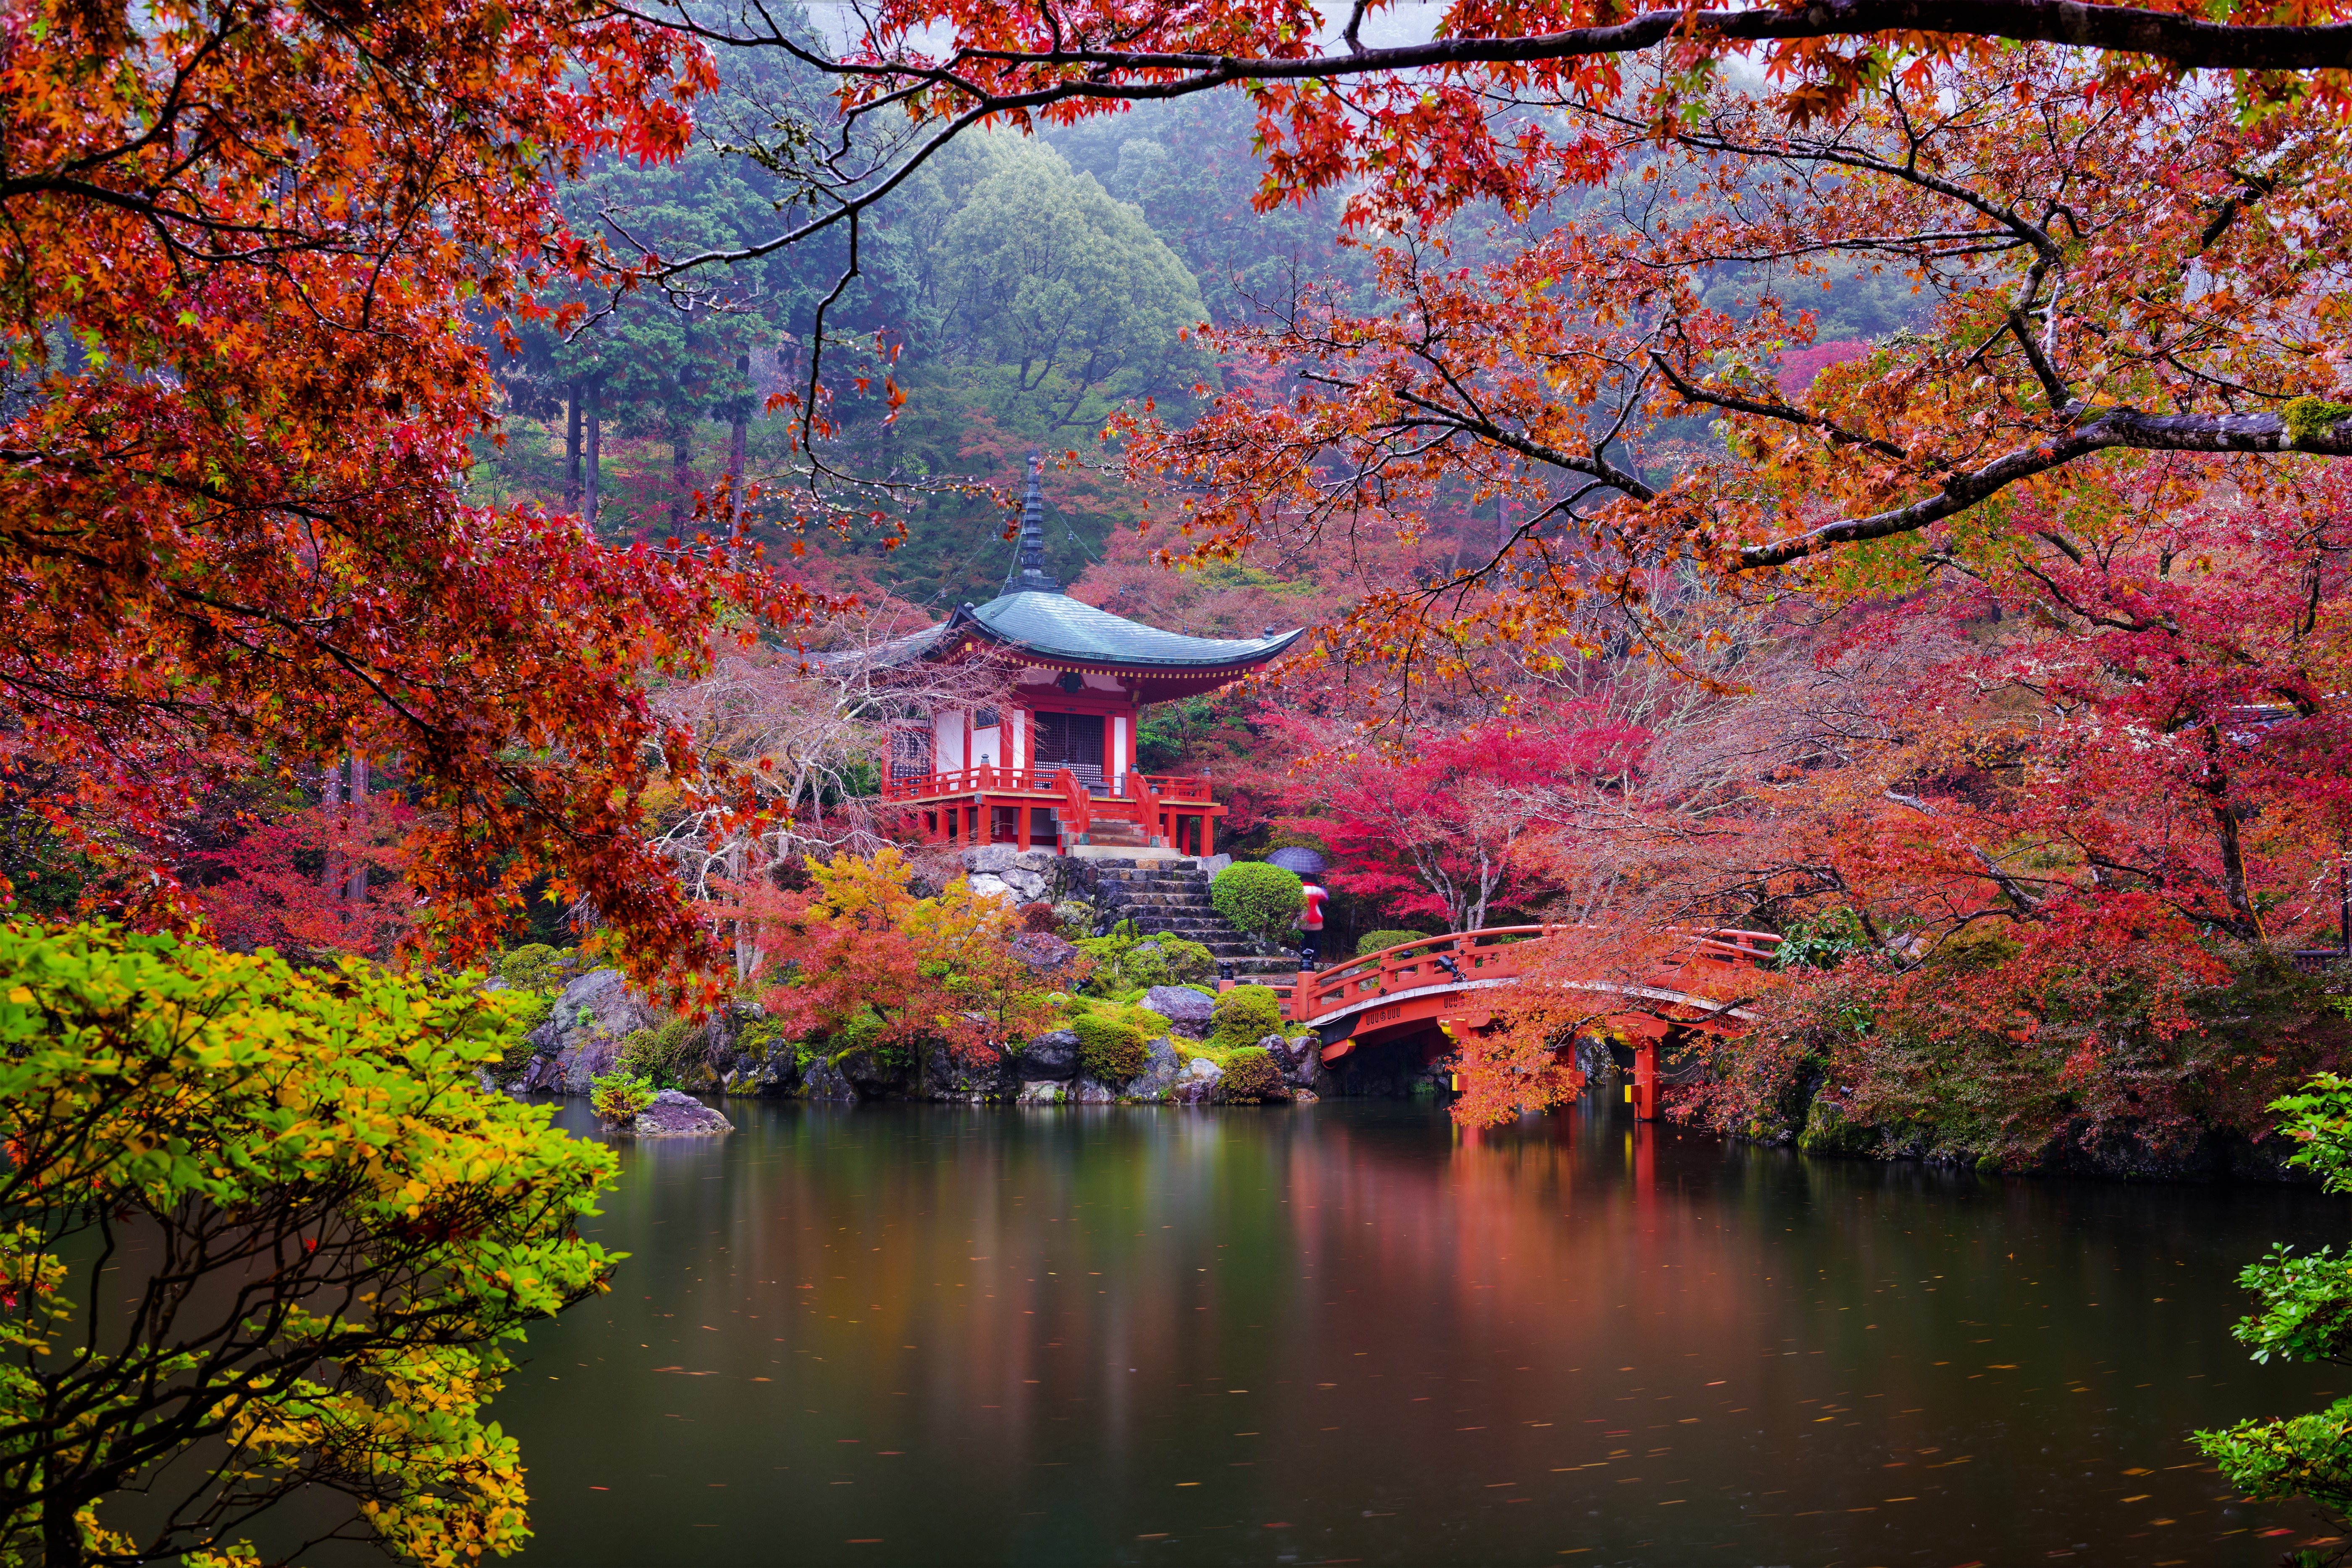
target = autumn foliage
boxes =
[0,0,813,987]
[745,849,1060,1070]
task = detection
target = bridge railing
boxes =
[1289,925,1782,1025]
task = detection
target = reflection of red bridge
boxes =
[1258,927,1781,1119]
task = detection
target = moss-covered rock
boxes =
[1072,1012,1150,1082]
[1209,985,1286,1052]
[1218,1047,1284,1104]
[1798,1093,1882,1157]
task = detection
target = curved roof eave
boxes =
[944,591,1307,672]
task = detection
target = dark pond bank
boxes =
[496,1097,2350,1566]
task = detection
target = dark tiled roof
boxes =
[953,591,1304,669]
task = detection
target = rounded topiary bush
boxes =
[1208,983,1286,1052]
[1218,1047,1283,1104]
[1355,929,1432,957]
[1072,1013,1150,1082]
[1155,936,1215,986]
[1211,861,1304,944]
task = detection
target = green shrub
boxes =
[497,943,575,993]
[1219,1047,1283,1103]
[481,989,553,1083]
[1072,1013,1150,1081]
[1075,925,1218,994]
[1356,929,1431,957]
[1209,984,1286,1052]
[1211,862,1303,944]
[496,987,554,1037]
[590,1070,658,1124]
[616,1015,703,1088]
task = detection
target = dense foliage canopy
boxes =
[0,924,615,1567]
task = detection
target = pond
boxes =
[497,1097,2349,1566]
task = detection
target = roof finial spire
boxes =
[1006,450,1061,595]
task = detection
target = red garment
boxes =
[1299,882,1328,930]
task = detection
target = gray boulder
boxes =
[964,847,1058,904]
[1008,931,1080,978]
[629,1090,733,1138]
[1142,986,1216,1038]
[1166,1054,1224,1103]
[1016,1028,1081,1080]
[1070,1076,1117,1103]
[1265,1032,1323,1086]
[1017,1080,1064,1105]
[522,968,660,1093]
[921,1043,1011,1101]
[801,1057,858,1102]
[1127,1036,1184,1100]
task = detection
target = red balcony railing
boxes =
[881,765,1218,805]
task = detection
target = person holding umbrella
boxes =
[1268,847,1329,973]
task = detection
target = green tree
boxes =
[931,139,1211,431]
[0,924,618,1567]
[2196,1072,2352,1523]
[1045,93,1380,324]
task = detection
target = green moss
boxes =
[1797,1095,1880,1156]
[2286,396,2352,447]
[1072,1013,1150,1081]
[1074,926,1216,994]
[496,943,575,993]
[737,1017,789,1058]
[1208,984,1286,1052]
[1219,1046,1283,1103]
[616,1015,704,1088]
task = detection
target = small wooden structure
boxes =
[872,456,1302,856]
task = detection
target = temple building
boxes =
[872,455,1302,857]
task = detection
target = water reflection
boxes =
[499,1099,2347,1565]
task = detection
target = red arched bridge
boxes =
[1241,926,1782,1118]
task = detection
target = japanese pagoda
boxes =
[874,456,1302,857]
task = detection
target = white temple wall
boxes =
[932,708,966,772]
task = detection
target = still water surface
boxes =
[500,1098,2349,1566]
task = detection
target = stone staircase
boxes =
[1096,859,1299,981]
[1073,816,1151,850]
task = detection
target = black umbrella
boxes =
[1265,847,1328,878]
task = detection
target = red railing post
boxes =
[1055,768,1090,843]
[1633,1038,1658,1121]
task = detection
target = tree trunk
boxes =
[344,754,370,905]
[43,1489,83,1568]
[671,418,691,534]
[319,758,343,894]
[564,378,583,515]
[583,378,601,530]
[2201,726,2264,941]
[727,839,753,982]
[729,357,749,560]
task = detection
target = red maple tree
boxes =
[4,0,818,990]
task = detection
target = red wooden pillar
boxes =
[1633,1038,1659,1121]
[1199,813,1214,858]
[1016,799,1030,852]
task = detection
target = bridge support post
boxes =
[1633,1038,1659,1122]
